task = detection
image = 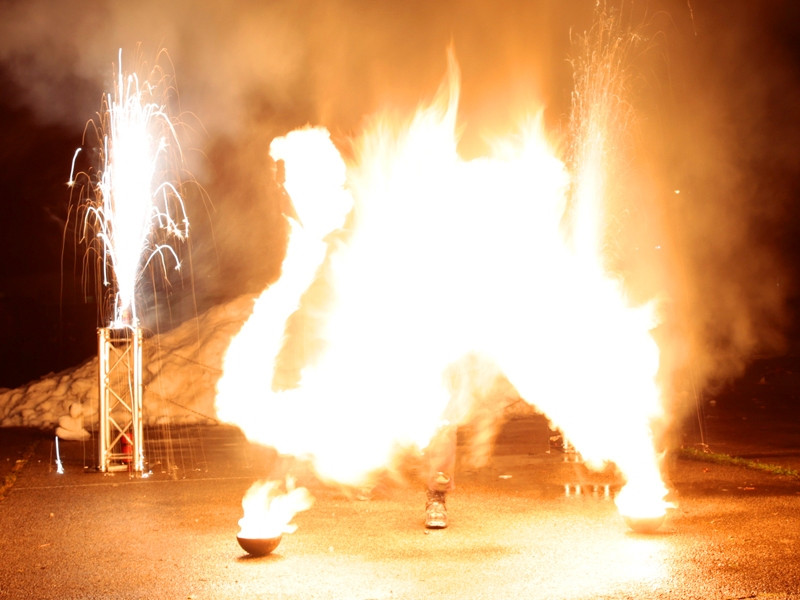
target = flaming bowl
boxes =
[623,514,665,534]
[236,535,282,556]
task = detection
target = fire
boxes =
[215,126,357,474]
[238,478,314,540]
[70,50,189,327]
[217,44,671,525]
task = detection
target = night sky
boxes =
[1,0,799,390]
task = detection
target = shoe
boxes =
[425,490,448,529]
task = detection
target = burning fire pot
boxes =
[624,514,666,534]
[236,535,282,557]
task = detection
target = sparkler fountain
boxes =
[70,51,189,474]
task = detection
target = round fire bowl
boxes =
[237,535,282,556]
[624,514,665,534]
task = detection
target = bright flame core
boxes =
[217,50,671,523]
[72,50,189,328]
[238,478,314,539]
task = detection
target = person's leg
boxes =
[424,422,457,528]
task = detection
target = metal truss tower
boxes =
[97,327,144,473]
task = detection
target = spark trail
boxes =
[70,50,189,328]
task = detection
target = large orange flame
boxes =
[216,51,671,529]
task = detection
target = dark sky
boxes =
[0,0,799,389]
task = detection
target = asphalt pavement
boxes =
[1,371,799,600]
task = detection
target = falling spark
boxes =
[55,436,64,474]
[67,149,82,187]
[71,50,189,328]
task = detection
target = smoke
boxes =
[547,2,800,441]
[0,0,589,315]
[0,0,585,143]
[634,2,800,409]
[0,1,306,131]
[2,0,798,416]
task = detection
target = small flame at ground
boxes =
[238,478,314,540]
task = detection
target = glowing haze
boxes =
[217,46,670,523]
[1,1,792,401]
[2,0,792,530]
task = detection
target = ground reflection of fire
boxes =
[217,28,672,534]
